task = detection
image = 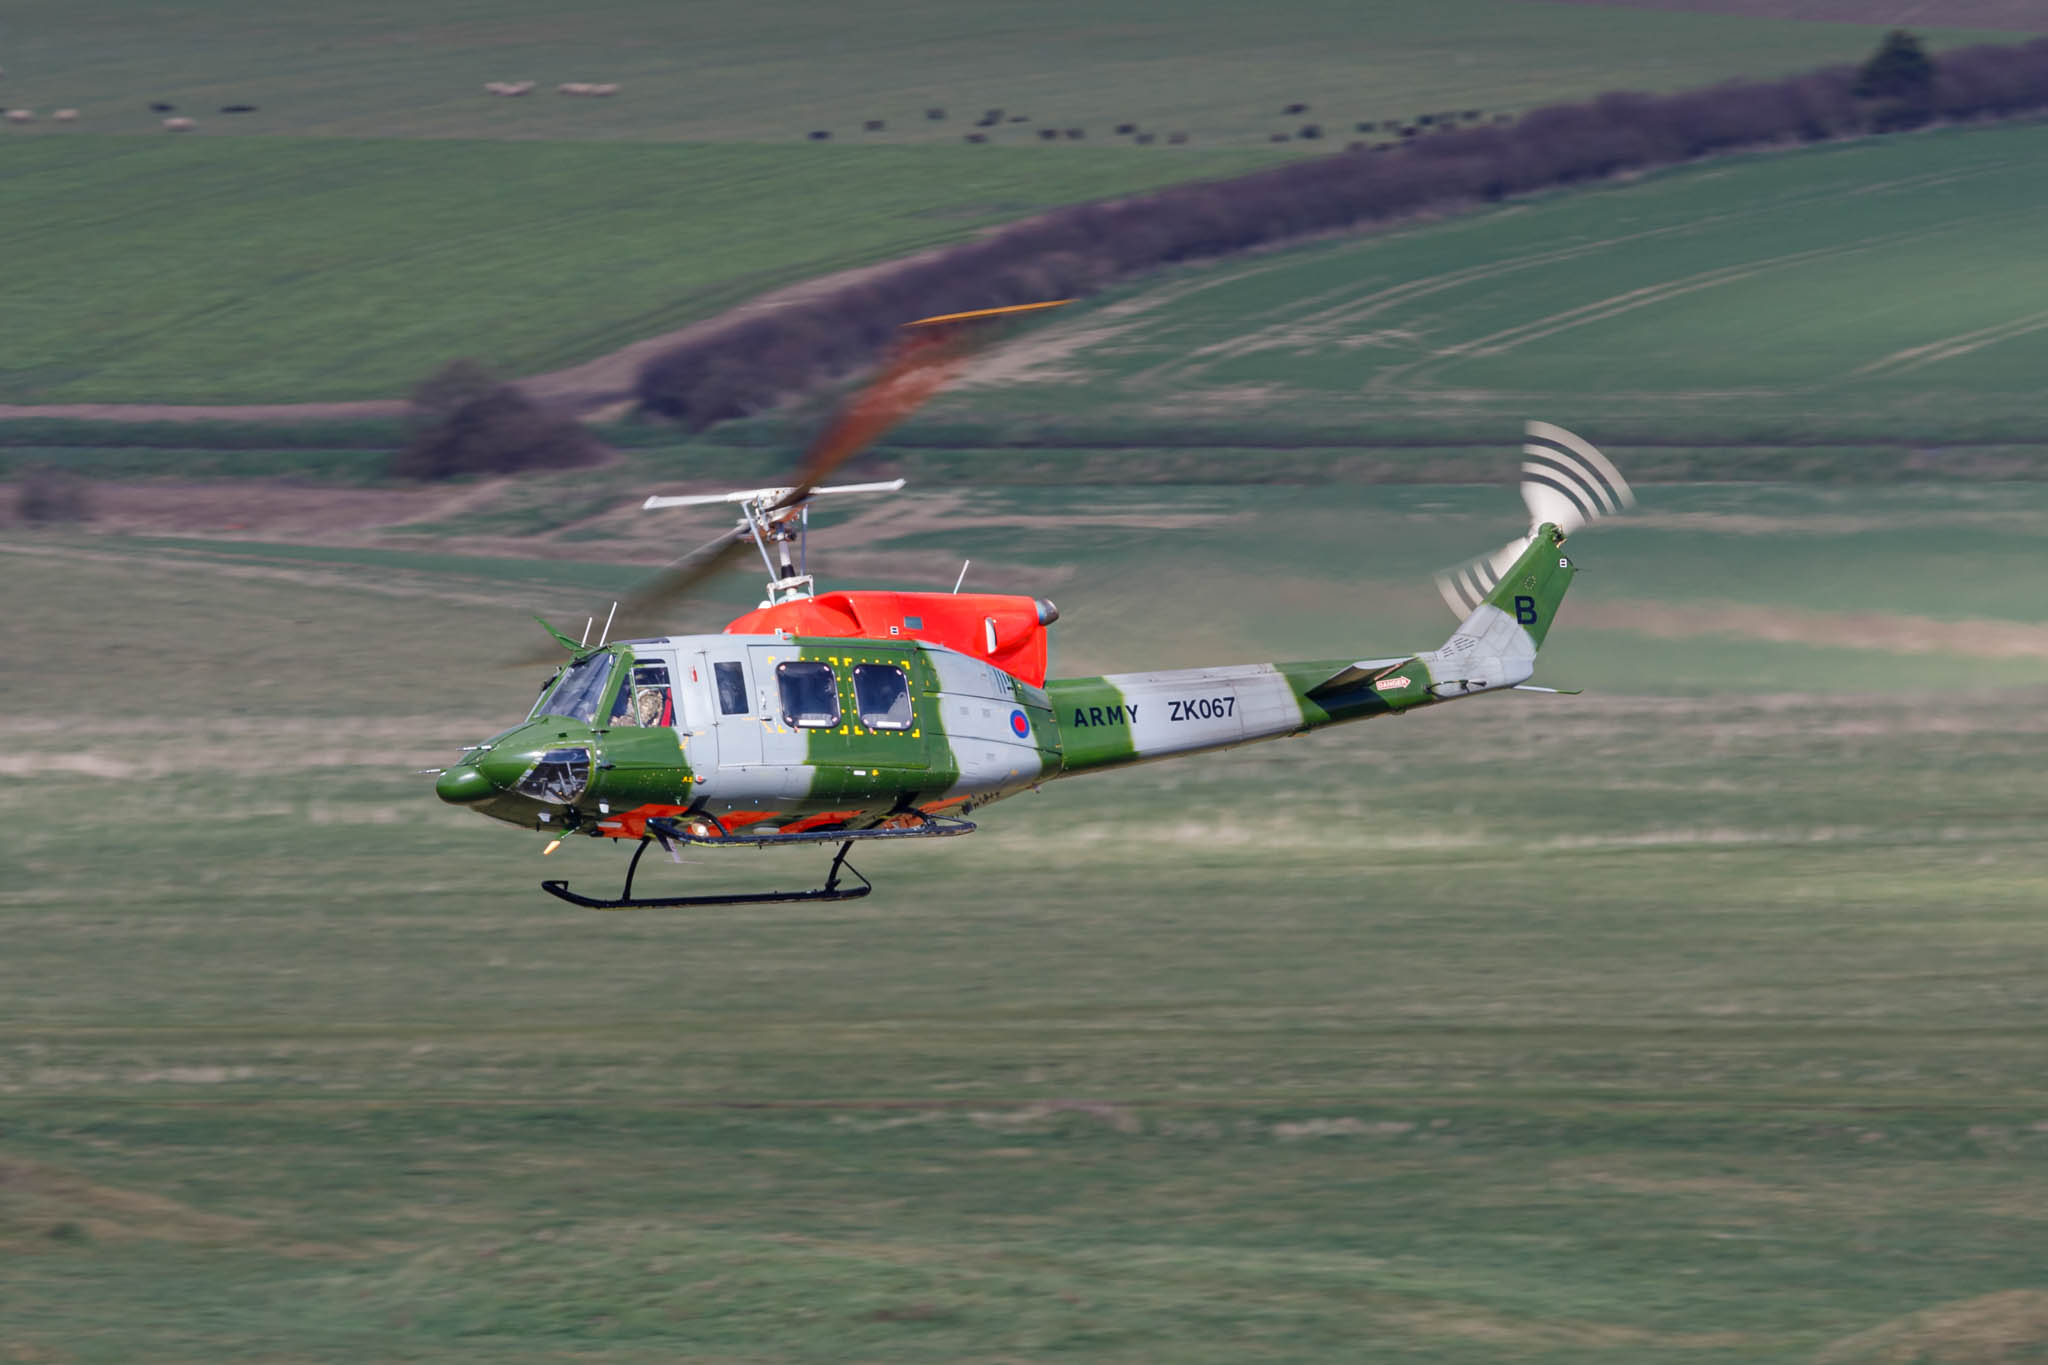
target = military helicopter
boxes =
[433,305,1633,908]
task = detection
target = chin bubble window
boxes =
[776,661,841,728]
[853,664,913,730]
[516,748,591,804]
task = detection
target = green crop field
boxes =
[0,0,2012,146]
[0,138,1284,406]
[9,484,2048,1362]
[905,120,2048,455]
[0,1,2023,408]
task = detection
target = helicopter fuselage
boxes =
[436,629,1412,844]
[436,522,1580,906]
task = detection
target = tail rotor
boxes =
[1436,421,1633,618]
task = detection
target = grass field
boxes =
[0,0,2013,145]
[0,137,1286,406]
[0,1,2024,409]
[900,120,2048,453]
[8,485,2048,1361]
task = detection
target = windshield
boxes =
[531,653,616,724]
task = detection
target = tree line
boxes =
[633,33,2048,431]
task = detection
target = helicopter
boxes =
[432,305,1634,908]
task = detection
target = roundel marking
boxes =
[1009,709,1031,738]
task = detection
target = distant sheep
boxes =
[807,129,830,140]
[162,116,195,131]
[1267,131,1290,142]
[219,102,258,112]
[1283,102,1308,115]
[485,82,532,97]
[1355,120,1375,132]
[1063,127,1083,139]
[864,118,885,131]
[1134,131,1155,144]
[149,101,174,113]
[1298,123,1321,139]
[924,107,945,120]
[964,132,987,143]
[1036,127,1058,140]
[1114,122,1135,134]
[557,82,592,95]
[53,108,78,121]
[4,109,33,124]
[1007,114,1028,123]
[587,83,619,96]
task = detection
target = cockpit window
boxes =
[532,653,616,725]
[609,661,674,728]
[776,660,841,728]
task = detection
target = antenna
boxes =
[597,601,618,647]
[580,617,593,646]
[952,559,971,594]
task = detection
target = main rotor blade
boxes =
[766,298,1073,513]
[605,532,756,641]
[506,530,750,667]
[510,299,1072,665]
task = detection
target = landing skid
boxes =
[538,810,975,910]
[542,837,872,910]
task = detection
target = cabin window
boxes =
[853,664,914,730]
[776,661,841,728]
[609,660,674,728]
[532,654,615,725]
[712,661,748,716]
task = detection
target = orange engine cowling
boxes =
[725,591,1059,685]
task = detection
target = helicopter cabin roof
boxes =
[724,590,1057,686]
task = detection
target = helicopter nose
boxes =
[435,764,496,805]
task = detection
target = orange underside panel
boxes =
[596,806,781,840]
[726,590,1050,685]
[598,800,971,841]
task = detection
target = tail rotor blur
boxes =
[1436,421,1633,618]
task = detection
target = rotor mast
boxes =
[642,479,906,607]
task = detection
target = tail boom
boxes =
[1045,527,1578,779]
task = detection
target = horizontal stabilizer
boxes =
[1305,656,1411,701]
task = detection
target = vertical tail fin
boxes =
[1413,524,1576,700]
